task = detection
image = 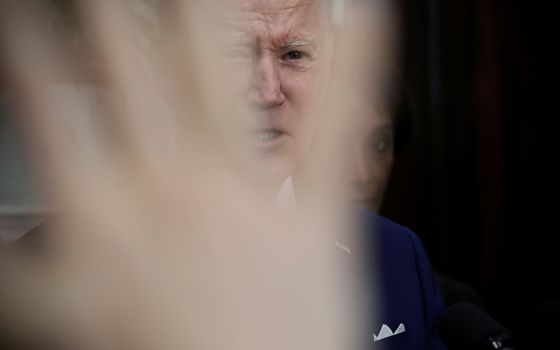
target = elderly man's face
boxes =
[223,0,330,186]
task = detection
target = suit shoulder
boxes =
[359,209,420,255]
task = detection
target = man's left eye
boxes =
[282,50,303,60]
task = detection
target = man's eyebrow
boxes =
[280,38,317,52]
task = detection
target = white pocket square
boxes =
[373,323,406,342]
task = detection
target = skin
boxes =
[222,0,395,208]
[348,101,394,212]
[223,0,331,189]
[0,2,368,348]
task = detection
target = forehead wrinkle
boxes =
[239,0,320,15]
[235,0,322,27]
[262,5,323,49]
[226,0,326,51]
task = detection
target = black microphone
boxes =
[438,302,515,350]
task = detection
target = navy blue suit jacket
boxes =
[344,211,447,349]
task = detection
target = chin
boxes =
[257,151,297,188]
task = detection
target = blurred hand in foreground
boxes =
[0,0,376,349]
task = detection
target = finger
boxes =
[76,0,185,174]
[78,0,250,213]
[0,1,103,204]
[289,0,377,338]
[1,1,125,220]
[164,0,269,183]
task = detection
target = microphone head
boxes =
[439,302,514,350]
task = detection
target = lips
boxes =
[256,129,282,142]
[246,112,290,150]
[246,127,289,154]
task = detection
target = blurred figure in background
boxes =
[347,73,485,309]
[347,75,412,213]
[345,0,483,310]
[343,0,410,213]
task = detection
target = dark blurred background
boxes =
[381,0,560,339]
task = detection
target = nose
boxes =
[248,54,286,109]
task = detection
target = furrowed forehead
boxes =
[224,0,327,41]
[226,0,326,26]
[234,0,322,13]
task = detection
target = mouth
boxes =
[250,128,288,148]
[256,129,283,142]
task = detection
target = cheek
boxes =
[282,69,317,102]
[371,156,394,185]
[280,68,322,127]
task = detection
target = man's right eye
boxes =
[282,50,304,61]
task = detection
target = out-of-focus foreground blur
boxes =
[0,0,377,349]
